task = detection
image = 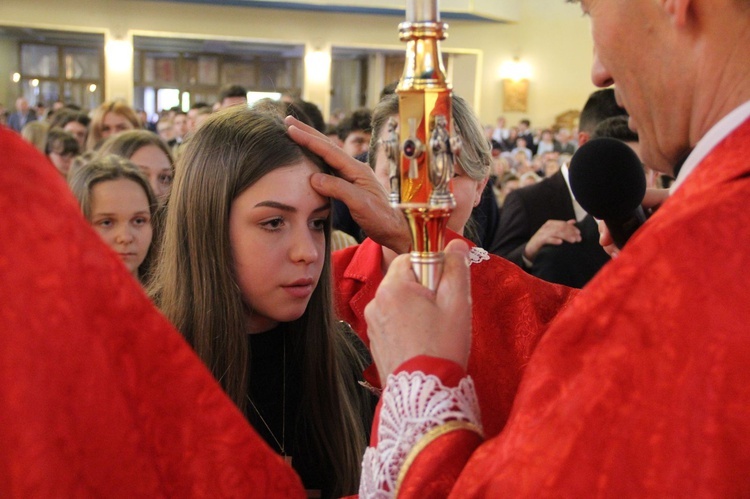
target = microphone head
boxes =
[569,137,646,220]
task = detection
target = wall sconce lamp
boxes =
[105,38,133,73]
[305,48,331,84]
[499,57,532,112]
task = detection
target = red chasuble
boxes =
[334,230,578,439]
[389,118,750,496]
[0,129,305,497]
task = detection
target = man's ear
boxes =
[663,0,690,27]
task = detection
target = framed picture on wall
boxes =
[502,79,529,113]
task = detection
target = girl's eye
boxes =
[158,173,173,185]
[133,216,150,226]
[261,217,284,231]
[310,218,329,231]
[96,219,112,228]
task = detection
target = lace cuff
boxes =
[468,246,490,266]
[359,371,482,498]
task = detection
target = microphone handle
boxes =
[606,205,647,249]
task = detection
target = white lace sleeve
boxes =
[468,246,490,266]
[359,371,482,498]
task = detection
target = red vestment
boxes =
[0,129,305,497]
[333,231,577,438]
[370,118,750,496]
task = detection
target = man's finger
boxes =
[643,188,669,209]
[310,171,355,200]
[436,240,471,305]
[284,115,327,140]
[287,124,362,179]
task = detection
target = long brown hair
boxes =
[148,107,367,495]
[97,129,174,166]
[67,154,159,283]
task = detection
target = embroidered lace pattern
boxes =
[468,247,490,266]
[359,371,481,498]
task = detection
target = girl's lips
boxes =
[286,277,314,287]
[282,282,314,299]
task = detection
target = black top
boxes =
[245,323,374,498]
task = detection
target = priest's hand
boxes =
[285,116,411,254]
[365,239,473,386]
[598,187,670,257]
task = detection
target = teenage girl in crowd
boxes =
[86,101,141,151]
[45,128,80,177]
[68,154,158,284]
[147,106,373,498]
[97,130,175,203]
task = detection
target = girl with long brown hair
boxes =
[68,154,158,284]
[148,106,372,498]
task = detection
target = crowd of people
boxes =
[1,0,749,495]
[1,83,605,495]
[7,80,610,282]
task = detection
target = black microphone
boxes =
[569,138,646,249]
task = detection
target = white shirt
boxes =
[671,100,750,193]
[560,164,587,222]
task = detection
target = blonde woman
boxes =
[86,101,140,151]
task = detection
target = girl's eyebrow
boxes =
[253,200,331,214]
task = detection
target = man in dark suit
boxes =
[492,89,626,287]
[7,97,37,133]
[517,119,537,155]
[530,115,641,287]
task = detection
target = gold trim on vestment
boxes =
[395,420,483,495]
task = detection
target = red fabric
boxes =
[405,118,750,497]
[0,128,305,497]
[398,427,483,497]
[333,231,578,439]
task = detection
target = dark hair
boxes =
[219,84,248,103]
[251,98,313,127]
[189,102,211,111]
[49,109,91,130]
[592,115,639,142]
[579,88,628,134]
[380,81,399,100]
[294,99,326,133]
[337,108,372,141]
[45,128,80,156]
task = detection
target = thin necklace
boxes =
[246,330,291,465]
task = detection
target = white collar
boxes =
[561,164,587,222]
[671,100,750,194]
